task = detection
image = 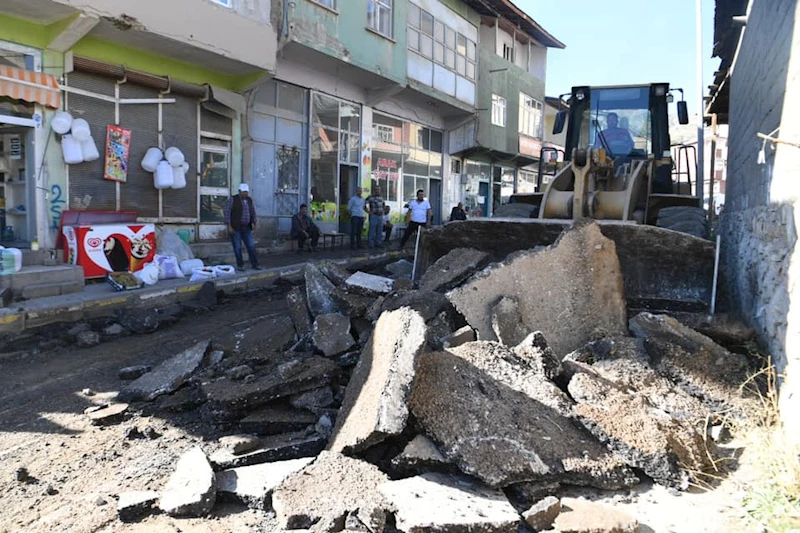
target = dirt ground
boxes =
[0,287,763,533]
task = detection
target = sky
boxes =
[517,0,718,119]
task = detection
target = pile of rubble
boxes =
[107,222,756,532]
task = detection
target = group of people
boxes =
[224,182,469,267]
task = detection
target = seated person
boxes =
[449,202,467,221]
[593,112,634,156]
[291,203,320,252]
[383,205,393,243]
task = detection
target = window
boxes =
[375,124,394,143]
[519,93,543,139]
[503,43,514,62]
[311,0,336,9]
[209,0,232,6]
[199,142,231,223]
[492,94,506,127]
[368,0,393,38]
[407,2,476,81]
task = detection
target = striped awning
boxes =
[0,65,61,109]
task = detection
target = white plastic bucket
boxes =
[171,162,189,189]
[51,111,73,135]
[180,258,204,276]
[164,147,185,166]
[61,135,83,165]
[80,136,100,162]
[141,147,163,172]
[71,118,91,142]
[154,160,174,189]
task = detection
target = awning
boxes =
[202,85,246,119]
[0,65,61,109]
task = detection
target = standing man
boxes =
[224,183,261,271]
[347,187,365,249]
[291,204,320,252]
[365,185,386,249]
[399,189,432,249]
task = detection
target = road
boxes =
[0,287,292,533]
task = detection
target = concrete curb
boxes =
[0,250,407,336]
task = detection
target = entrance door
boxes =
[198,138,231,239]
[338,164,358,233]
[0,119,35,244]
[429,179,442,225]
[478,181,489,217]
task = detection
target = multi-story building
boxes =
[0,0,559,249]
[249,0,562,235]
[0,0,278,247]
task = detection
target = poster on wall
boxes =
[103,125,131,183]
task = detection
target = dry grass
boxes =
[734,355,800,532]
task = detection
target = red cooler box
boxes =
[62,223,156,279]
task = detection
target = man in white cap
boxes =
[224,183,261,271]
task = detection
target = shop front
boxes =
[0,41,59,247]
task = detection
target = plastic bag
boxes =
[154,254,184,279]
[135,263,160,285]
[156,228,194,264]
[189,266,216,282]
[213,265,235,277]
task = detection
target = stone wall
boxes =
[720,0,800,444]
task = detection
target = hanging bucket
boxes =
[154,160,174,189]
[51,111,73,135]
[164,147,185,166]
[81,136,100,162]
[61,135,83,165]
[141,147,163,172]
[171,162,189,189]
[71,118,91,142]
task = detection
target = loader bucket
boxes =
[417,219,717,311]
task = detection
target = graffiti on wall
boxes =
[49,183,66,231]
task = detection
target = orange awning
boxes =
[0,65,61,109]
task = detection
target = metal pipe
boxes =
[411,226,423,282]
[696,0,705,206]
[710,234,721,315]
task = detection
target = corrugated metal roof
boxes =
[461,0,565,49]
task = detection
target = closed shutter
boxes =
[200,107,232,136]
[65,72,117,211]
[162,94,198,219]
[118,83,159,217]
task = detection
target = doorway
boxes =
[338,163,358,233]
[0,117,34,245]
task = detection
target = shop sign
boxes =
[519,135,543,157]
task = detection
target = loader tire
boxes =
[656,206,708,239]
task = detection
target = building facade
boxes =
[0,0,559,251]
[0,0,278,248]
[706,0,800,443]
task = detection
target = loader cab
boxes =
[552,83,688,193]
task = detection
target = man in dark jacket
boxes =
[291,203,320,252]
[224,183,261,271]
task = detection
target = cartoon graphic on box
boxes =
[62,224,156,278]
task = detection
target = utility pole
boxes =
[696,0,705,206]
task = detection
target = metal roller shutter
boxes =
[65,72,117,211]
[162,94,198,219]
[118,83,159,218]
[200,108,232,136]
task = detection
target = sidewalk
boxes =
[0,244,409,335]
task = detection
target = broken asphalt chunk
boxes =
[328,308,427,454]
[380,472,521,533]
[117,491,159,523]
[312,313,357,357]
[345,271,394,296]
[447,223,627,357]
[118,340,210,402]
[215,457,313,510]
[209,430,326,470]
[418,247,489,292]
[305,264,340,317]
[159,447,216,518]
[287,286,312,336]
[272,451,389,531]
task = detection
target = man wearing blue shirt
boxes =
[347,187,365,249]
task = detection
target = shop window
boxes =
[367,0,393,38]
[311,0,336,9]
